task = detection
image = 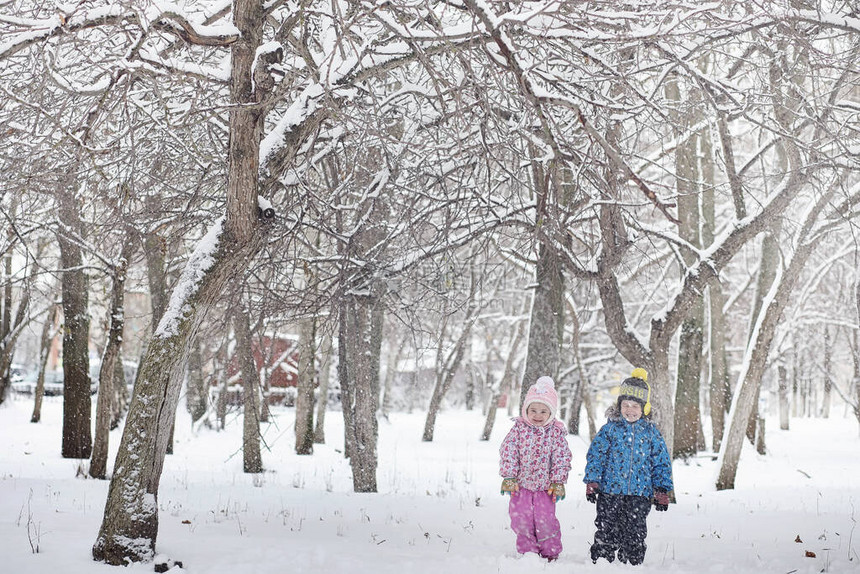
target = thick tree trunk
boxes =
[93,222,266,564]
[340,293,384,492]
[58,189,92,460]
[294,317,316,455]
[667,70,705,460]
[519,242,564,406]
[90,232,137,479]
[234,304,263,473]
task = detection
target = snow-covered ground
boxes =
[2,394,859,573]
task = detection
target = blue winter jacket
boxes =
[583,410,673,497]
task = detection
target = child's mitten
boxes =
[547,483,565,502]
[654,488,669,511]
[500,478,519,495]
[585,482,600,503]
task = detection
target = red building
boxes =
[224,334,300,405]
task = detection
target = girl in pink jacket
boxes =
[499,376,572,562]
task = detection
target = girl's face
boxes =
[620,399,643,423]
[526,403,552,426]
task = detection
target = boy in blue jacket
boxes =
[583,368,672,565]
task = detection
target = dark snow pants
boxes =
[590,493,652,565]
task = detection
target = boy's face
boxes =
[620,399,643,423]
[526,403,552,426]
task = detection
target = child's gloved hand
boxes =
[500,478,519,495]
[585,482,600,503]
[547,483,565,502]
[654,488,669,511]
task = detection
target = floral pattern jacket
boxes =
[583,409,673,497]
[499,417,572,491]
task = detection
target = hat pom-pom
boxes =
[534,375,555,394]
[631,367,648,381]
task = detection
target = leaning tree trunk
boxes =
[744,228,780,445]
[294,317,316,455]
[481,320,526,441]
[234,303,263,473]
[93,0,272,554]
[31,304,59,423]
[423,299,478,442]
[716,184,832,490]
[93,220,267,563]
[90,231,137,479]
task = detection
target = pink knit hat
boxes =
[521,376,559,420]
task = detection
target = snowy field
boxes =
[1,395,859,574]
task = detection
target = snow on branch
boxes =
[0,3,237,61]
[155,217,225,339]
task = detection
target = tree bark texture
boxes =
[234,304,263,473]
[90,232,137,479]
[340,293,384,492]
[821,327,832,418]
[519,242,564,407]
[314,331,332,444]
[185,340,208,424]
[92,224,265,564]
[58,189,93,460]
[295,317,316,455]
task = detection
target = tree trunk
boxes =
[481,320,526,441]
[821,327,832,418]
[90,231,137,479]
[294,317,316,455]
[31,304,60,423]
[234,303,263,473]
[667,69,705,461]
[519,242,564,406]
[313,331,332,444]
[93,0,272,537]
[340,292,384,492]
[744,229,780,446]
[423,278,479,442]
[185,340,208,424]
[57,188,92,460]
[716,186,833,490]
[777,365,790,430]
[110,352,128,430]
[93,222,266,563]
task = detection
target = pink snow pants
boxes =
[508,488,562,558]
